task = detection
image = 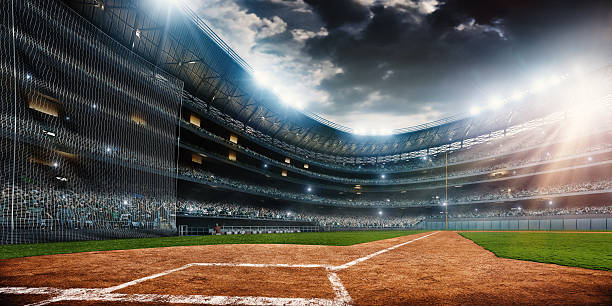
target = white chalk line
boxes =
[331,231,439,271]
[102,263,196,293]
[4,231,438,305]
[3,286,335,306]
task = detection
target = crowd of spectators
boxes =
[1,184,174,230]
[177,199,423,228]
[179,166,612,208]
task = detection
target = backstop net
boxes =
[0,0,183,243]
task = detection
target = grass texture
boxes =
[460,232,612,271]
[0,230,425,259]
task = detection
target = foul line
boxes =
[2,231,438,305]
[331,231,439,271]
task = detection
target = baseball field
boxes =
[1,231,611,305]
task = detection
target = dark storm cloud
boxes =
[234,0,322,32]
[302,0,612,116]
[205,0,612,126]
[303,0,370,29]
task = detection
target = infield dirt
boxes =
[1,231,611,305]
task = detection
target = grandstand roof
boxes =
[64,0,611,158]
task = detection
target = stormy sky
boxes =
[188,0,612,132]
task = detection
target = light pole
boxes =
[445,151,448,230]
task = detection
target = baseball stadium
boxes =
[1,0,611,305]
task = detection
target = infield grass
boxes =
[0,230,425,259]
[460,232,612,271]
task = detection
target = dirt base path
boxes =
[1,232,610,305]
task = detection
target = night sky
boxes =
[189,0,612,132]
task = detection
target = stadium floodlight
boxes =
[25,73,32,80]
[380,174,386,179]
[470,106,480,116]
[378,211,382,215]
[531,77,549,93]
[52,162,58,168]
[548,200,553,205]
[548,75,561,87]
[263,163,268,168]
[307,186,312,192]
[488,96,503,109]
[287,212,292,216]
[123,200,128,205]
[293,102,305,110]
[105,147,112,153]
[253,70,270,87]
[155,0,181,7]
[443,202,447,206]
[510,90,524,102]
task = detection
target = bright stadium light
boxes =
[548,200,553,205]
[510,90,524,102]
[307,186,312,192]
[293,102,304,110]
[548,75,561,87]
[443,202,447,206]
[380,174,386,179]
[470,106,480,116]
[488,96,503,109]
[378,211,383,215]
[155,0,181,8]
[531,77,549,93]
[52,162,58,168]
[253,70,271,87]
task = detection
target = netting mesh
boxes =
[1,0,183,244]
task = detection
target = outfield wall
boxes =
[419,215,612,230]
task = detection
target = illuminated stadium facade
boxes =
[1,0,612,243]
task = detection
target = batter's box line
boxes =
[4,231,438,305]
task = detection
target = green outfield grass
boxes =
[460,232,612,271]
[0,230,425,259]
